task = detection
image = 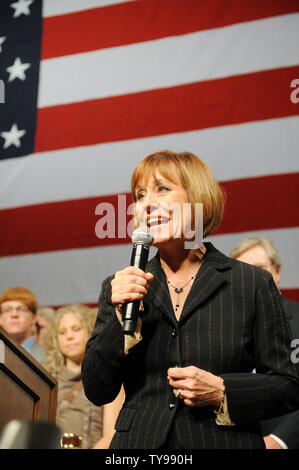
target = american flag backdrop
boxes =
[0,0,298,308]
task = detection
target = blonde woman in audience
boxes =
[44,303,124,449]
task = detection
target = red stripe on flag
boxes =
[0,173,298,257]
[41,0,299,59]
[280,289,299,303]
[35,66,299,153]
[0,194,133,257]
[217,173,299,235]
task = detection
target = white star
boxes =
[0,37,6,53]
[10,0,34,18]
[6,57,31,82]
[1,123,26,149]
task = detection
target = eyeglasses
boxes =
[0,306,31,315]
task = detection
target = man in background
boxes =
[0,286,44,363]
[230,237,299,449]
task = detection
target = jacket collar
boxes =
[145,242,232,326]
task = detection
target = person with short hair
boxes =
[0,286,44,363]
[230,237,281,285]
[230,237,299,449]
[82,150,299,449]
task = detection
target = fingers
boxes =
[111,267,154,305]
[168,367,197,404]
[170,382,207,408]
[168,365,198,380]
[167,366,224,408]
[167,366,199,391]
[115,266,154,280]
[170,386,203,407]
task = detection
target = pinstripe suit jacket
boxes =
[261,297,299,448]
[82,243,299,449]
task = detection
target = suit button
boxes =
[171,329,177,337]
[169,403,175,409]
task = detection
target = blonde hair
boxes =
[37,306,55,321]
[131,150,225,238]
[43,303,97,377]
[230,237,281,267]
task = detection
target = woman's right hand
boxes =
[111,267,154,311]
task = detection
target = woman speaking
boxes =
[82,150,299,449]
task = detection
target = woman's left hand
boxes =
[167,366,224,408]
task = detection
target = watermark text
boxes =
[291,339,299,364]
[290,78,299,104]
[95,195,203,249]
[0,79,4,103]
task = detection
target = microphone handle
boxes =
[122,244,150,336]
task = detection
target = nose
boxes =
[136,193,159,227]
[65,329,74,340]
[141,191,159,211]
[10,308,20,317]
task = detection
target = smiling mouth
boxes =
[148,217,170,227]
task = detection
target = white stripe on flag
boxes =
[38,14,299,107]
[42,0,135,18]
[0,117,298,209]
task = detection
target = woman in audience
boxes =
[44,303,124,449]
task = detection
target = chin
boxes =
[7,327,22,336]
[152,238,168,248]
[152,235,178,248]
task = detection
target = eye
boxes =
[136,191,146,201]
[158,185,169,193]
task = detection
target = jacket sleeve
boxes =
[221,273,299,425]
[82,275,126,406]
[261,409,299,449]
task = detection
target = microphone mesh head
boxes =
[132,227,154,246]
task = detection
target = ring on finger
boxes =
[174,388,181,398]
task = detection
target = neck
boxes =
[159,243,205,277]
[160,245,205,319]
[17,331,32,345]
[66,358,82,374]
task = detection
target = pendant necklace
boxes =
[167,273,196,312]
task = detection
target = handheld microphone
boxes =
[122,227,154,336]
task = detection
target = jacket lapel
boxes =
[145,253,175,325]
[180,262,228,322]
[145,243,232,325]
[181,243,231,322]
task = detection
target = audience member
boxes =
[0,286,44,363]
[230,237,299,449]
[44,303,124,449]
[33,306,55,347]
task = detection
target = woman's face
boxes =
[134,170,190,247]
[57,312,89,365]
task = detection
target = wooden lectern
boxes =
[0,328,57,429]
